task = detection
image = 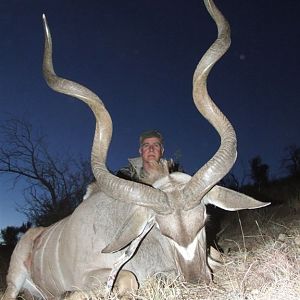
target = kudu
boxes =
[3,0,269,299]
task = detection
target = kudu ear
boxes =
[203,185,270,211]
[102,207,153,253]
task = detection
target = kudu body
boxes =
[3,0,269,299]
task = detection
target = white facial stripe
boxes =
[171,236,198,261]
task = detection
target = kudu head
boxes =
[42,0,269,283]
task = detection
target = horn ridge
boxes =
[183,0,237,209]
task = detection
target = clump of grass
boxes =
[212,237,300,299]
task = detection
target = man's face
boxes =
[139,137,164,163]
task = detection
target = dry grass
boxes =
[211,238,300,299]
[1,206,300,300]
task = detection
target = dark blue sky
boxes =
[0,0,299,230]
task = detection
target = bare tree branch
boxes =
[0,118,94,226]
[281,144,300,177]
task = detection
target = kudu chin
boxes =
[3,0,269,299]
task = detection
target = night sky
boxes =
[0,0,299,230]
